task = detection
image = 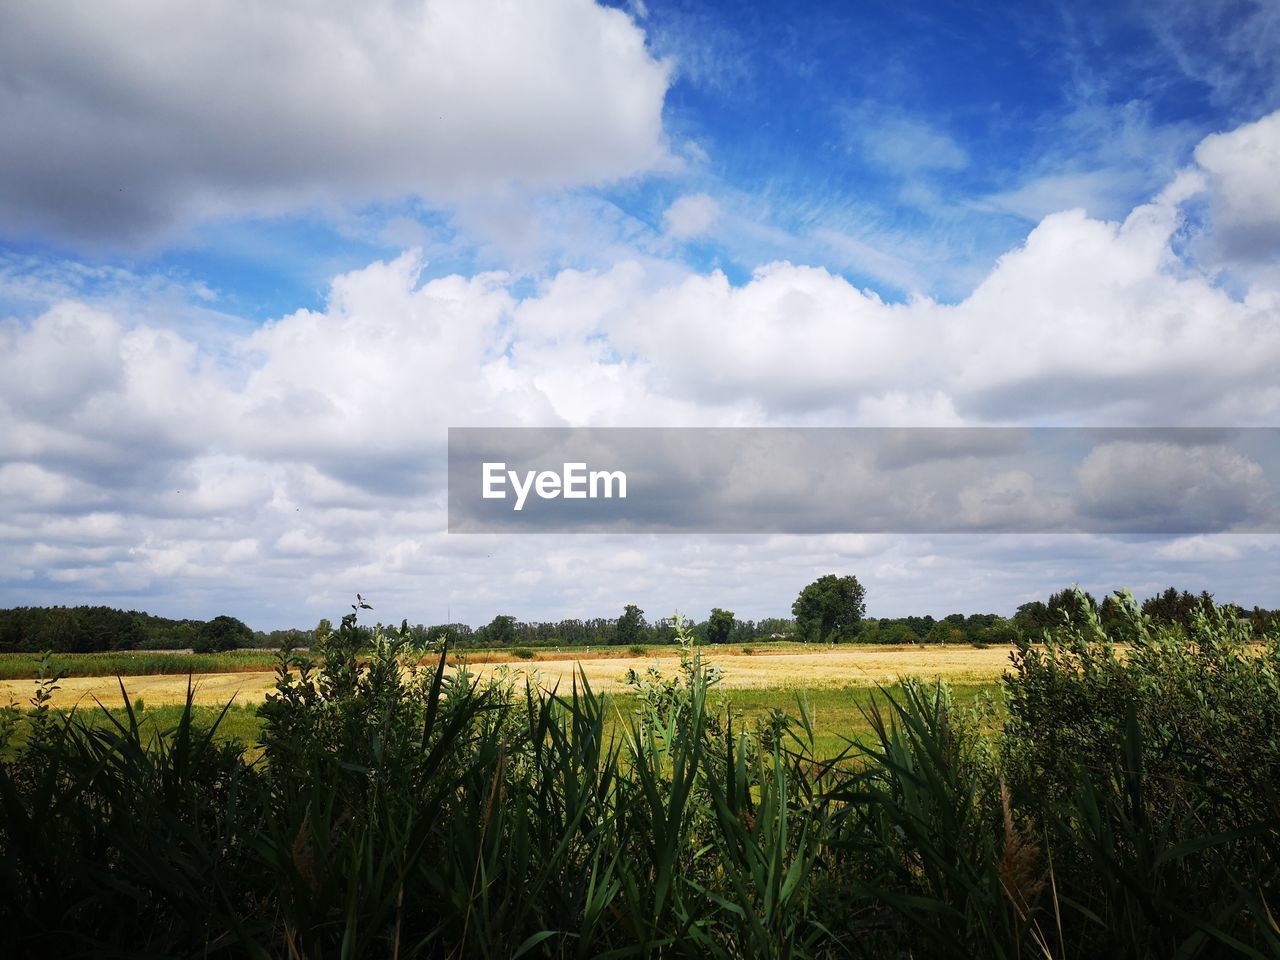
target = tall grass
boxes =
[0,594,1277,957]
[0,649,283,679]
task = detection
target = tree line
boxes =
[0,606,260,654]
[3,578,1278,653]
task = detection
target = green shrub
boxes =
[1002,589,1280,956]
[511,646,535,659]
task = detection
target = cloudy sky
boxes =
[1,0,1279,629]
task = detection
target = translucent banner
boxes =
[447,427,1280,534]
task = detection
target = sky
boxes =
[1,0,1279,629]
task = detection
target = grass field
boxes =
[0,649,282,680]
[0,643,1015,707]
[0,640,942,679]
[27,683,1000,760]
[1,644,1013,756]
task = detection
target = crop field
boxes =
[0,649,282,680]
[0,643,1015,712]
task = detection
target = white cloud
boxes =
[1194,110,1280,260]
[980,170,1149,223]
[0,0,671,245]
[2,112,1280,623]
[662,193,720,239]
[1075,442,1268,531]
[1154,536,1244,563]
[842,108,968,174]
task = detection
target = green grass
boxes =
[607,682,1001,756]
[78,701,267,747]
[18,681,1001,758]
[0,649,281,679]
[2,701,267,758]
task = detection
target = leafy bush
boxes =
[1002,589,1280,956]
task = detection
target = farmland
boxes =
[0,641,1015,708]
[0,643,1013,759]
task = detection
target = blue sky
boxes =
[1,0,1279,628]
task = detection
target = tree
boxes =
[792,574,866,642]
[616,604,646,646]
[1013,600,1052,634]
[924,621,964,645]
[1047,587,1097,624]
[880,621,920,645]
[38,607,84,652]
[483,615,517,647]
[705,608,735,645]
[194,615,251,653]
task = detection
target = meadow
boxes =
[0,641,1014,710]
[2,597,1277,958]
[0,643,1012,761]
[0,648,282,680]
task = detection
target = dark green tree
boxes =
[193,615,251,653]
[615,604,646,646]
[483,615,517,647]
[37,607,84,652]
[792,574,866,642]
[705,607,735,645]
[1047,587,1098,624]
[1013,600,1053,634]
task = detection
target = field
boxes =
[0,648,282,680]
[0,644,1014,756]
[0,642,1015,708]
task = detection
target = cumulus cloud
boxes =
[662,193,720,239]
[0,0,671,245]
[2,110,1280,622]
[1075,441,1269,532]
[1194,110,1280,261]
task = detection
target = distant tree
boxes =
[705,608,735,645]
[483,615,518,647]
[193,615,252,653]
[978,617,1019,645]
[1047,587,1098,625]
[38,607,84,652]
[1100,592,1137,632]
[902,615,935,639]
[881,622,920,645]
[1141,587,1208,628]
[616,604,646,647]
[315,618,333,644]
[1013,600,1053,634]
[792,574,866,642]
[924,621,964,645]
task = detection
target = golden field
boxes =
[0,643,1017,710]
